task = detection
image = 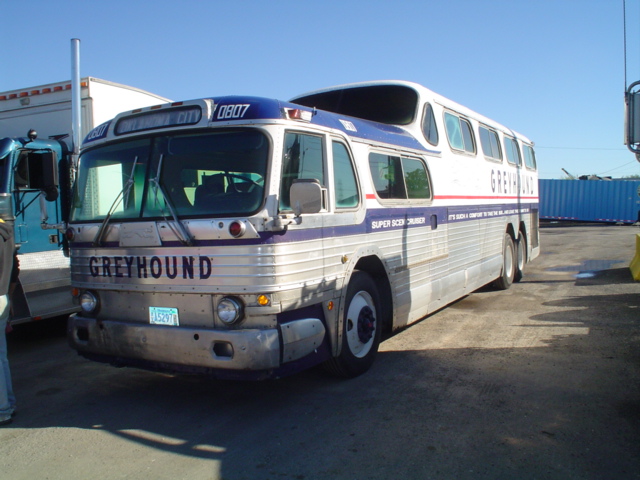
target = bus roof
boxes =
[291,80,533,145]
[82,95,432,153]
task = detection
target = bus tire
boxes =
[324,271,381,378]
[514,231,526,283]
[493,233,516,290]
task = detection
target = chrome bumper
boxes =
[68,315,325,372]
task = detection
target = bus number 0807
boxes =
[217,104,250,120]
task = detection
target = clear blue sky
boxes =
[2,0,640,179]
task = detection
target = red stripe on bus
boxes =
[433,195,539,200]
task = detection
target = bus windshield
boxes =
[70,129,269,222]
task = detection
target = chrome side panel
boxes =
[281,318,326,363]
[12,250,78,324]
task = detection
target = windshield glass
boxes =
[70,129,269,222]
[293,85,418,125]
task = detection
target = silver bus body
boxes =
[66,83,539,379]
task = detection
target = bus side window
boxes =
[332,141,359,209]
[460,118,475,154]
[402,158,431,199]
[479,126,502,162]
[504,136,522,166]
[280,132,325,210]
[422,103,439,146]
[523,144,537,170]
[368,153,407,199]
[444,112,475,154]
[445,112,463,150]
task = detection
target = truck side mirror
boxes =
[21,150,59,201]
[625,81,640,162]
[290,179,324,216]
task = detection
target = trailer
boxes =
[539,179,640,224]
[0,77,171,325]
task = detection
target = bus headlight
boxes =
[217,296,244,325]
[80,291,99,314]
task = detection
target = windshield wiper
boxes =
[92,156,138,247]
[150,154,194,246]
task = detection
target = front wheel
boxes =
[493,233,516,290]
[323,271,381,378]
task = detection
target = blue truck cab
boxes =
[0,132,75,324]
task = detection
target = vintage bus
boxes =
[291,81,539,283]
[60,81,538,379]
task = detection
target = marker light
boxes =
[257,294,270,306]
[0,82,87,101]
[65,228,75,242]
[217,297,244,325]
[285,108,313,122]
[228,221,246,238]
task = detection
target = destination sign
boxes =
[115,106,202,135]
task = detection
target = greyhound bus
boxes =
[58,81,538,379]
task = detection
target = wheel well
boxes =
[353,255,393,333]
[506,220,527,241]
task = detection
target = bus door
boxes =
[367,151,441,326]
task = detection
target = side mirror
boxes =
[19,150,59,201]
[625,81,640,161]
[290,179,324,215]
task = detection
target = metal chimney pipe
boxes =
[70,38,81,168]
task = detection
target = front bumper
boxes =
[68,314,325,373]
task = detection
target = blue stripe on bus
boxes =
[71,202,538,249]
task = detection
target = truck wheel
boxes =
[493,233,516,290]
[324,271,381,378]
[514,231,526,283]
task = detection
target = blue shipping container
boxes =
[539,179,640,223]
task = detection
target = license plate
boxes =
[149,307,179,326]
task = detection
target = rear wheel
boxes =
[324,271,381,378]
[514,231,526,283]
[493,233,516,290]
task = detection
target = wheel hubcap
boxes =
[346,291,377,358]
[357,306,375,343]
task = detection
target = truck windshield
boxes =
[70,129,269,222]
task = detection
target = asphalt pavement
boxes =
[1,224,639,480]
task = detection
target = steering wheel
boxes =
[226,173,261,193]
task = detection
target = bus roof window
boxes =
[293,85,419,125]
